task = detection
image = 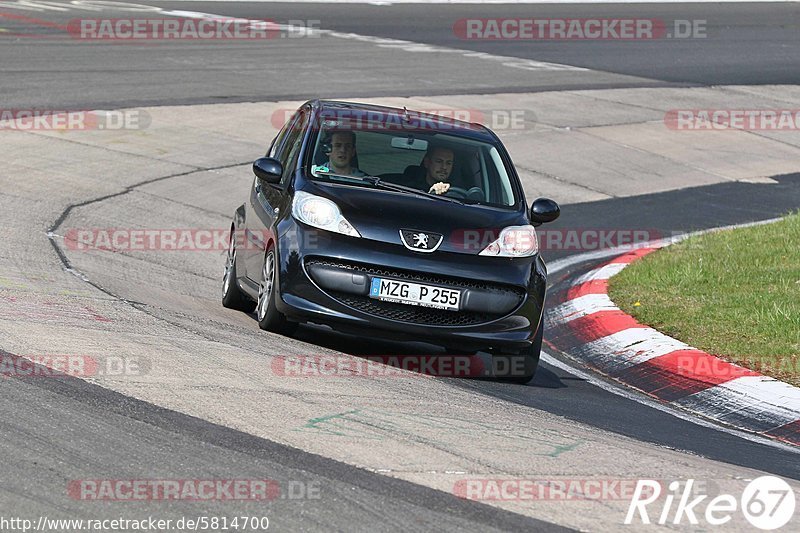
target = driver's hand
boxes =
[428,182,450,195]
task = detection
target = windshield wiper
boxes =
[366,176,467,204]
[313,171,377,184]
[314,171,466,204]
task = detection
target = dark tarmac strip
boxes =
[0,357,567,532]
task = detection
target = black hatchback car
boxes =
[223,100,560,382]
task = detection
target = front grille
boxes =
[305,258,524,326]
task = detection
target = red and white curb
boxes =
[546,243,800,447]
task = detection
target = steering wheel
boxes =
[443,186,469,199]
[465,187,485,202]
[445,186,485,203]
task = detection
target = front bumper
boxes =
[273,218,547,351]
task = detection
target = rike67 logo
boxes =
[626,477,795,530]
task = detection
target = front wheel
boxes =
[256,246,297,335]
[492,319,543,384]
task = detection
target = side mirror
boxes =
[530,197,560,226]
[253,157,283,185]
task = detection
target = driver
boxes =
[412,145,454,195]
[313,130,366,177]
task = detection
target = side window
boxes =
[269,110,303,159]
[275,111,306,164]
[279,111,309,183]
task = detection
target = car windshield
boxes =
[307,114,518,207]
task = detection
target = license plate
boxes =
[369,277,461,311]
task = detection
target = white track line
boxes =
[160,9,588,72]
[571,328,690,373]
[541,350,800,453]
[675,377,800,430]
[574,262,628,284]
[145,1,800,4]
[551,293,618,324]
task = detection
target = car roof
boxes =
[307,99,498,143]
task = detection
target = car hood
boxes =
[302,182,528,255]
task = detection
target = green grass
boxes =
[608,213,800,386]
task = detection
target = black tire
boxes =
[492,318,543,384]
[256,246,298,335]
[222,229,257,313]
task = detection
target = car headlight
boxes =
[479,225,538,257]
[292,191,360,237]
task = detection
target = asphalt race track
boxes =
[1,1,800,531]
[2,2,799,108]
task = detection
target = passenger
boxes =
[313,131,366,177]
